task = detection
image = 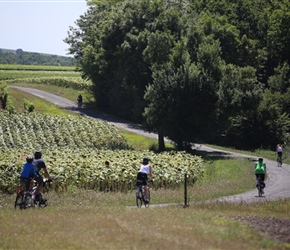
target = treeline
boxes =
[64,0,290,151]
[0,48,76,66]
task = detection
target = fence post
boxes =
[184,173,189,207]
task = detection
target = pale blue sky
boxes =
[0,0,88,56]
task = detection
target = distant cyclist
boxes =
[20,155,37,191]
[77,94,83,108]
[276,144,283,165]
[255,157,266,194]
[137,158,152,203]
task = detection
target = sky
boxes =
[0,0,88,57]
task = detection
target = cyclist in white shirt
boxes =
[137,158,152,203]
[277,144,283,164]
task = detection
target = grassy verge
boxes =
[119,128,174,151]
[9,88,77,115]
[8,82,94,108]
[204,143,290,165]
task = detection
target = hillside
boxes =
[0,48,76,66]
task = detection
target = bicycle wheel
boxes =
[145,189,150,208]
[14,193,24,209]
[24,193,34,208]
[279,157,282,167]
[136,188,143,208]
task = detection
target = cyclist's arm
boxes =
[149,165,153,180]
[43,168,51,180]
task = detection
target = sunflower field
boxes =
[0,112,204,193]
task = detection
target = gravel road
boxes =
[10,86,290,203]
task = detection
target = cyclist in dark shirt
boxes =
[32,151,51,201]
[77,94,83,108]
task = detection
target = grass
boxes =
[9,88,77,115]
[119,128,175,151]
[204,143,290,165]
[2,82,290,249]
[8,82,94,108]
[1,157,289,249]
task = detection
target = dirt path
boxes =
[10,86,290,203]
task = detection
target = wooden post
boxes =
[184,173,188,207]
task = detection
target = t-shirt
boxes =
[33,159,46,175]
[139,164,150,174]
[255,162,266,174]
[20,162,37,178]
[277,146,282,152]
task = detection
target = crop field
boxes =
[0,64,92,91]
[0,112,204,193]
[0,64,76,71]
[0,70,80,80]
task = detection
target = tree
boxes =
[217,64,264,148]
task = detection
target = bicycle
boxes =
[277,155,282,167]
[14,177,53,209]
[136,180,150,208]
[14,178,34,210]
[256,176,265,197]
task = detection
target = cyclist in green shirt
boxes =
[255,157,266,193]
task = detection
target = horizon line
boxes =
[0,1,86,2]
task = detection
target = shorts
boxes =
[255,174,265,182]
[137,172,148,186]
[20,177,32,191]
[34,175,44,185]
[277,152,282,157]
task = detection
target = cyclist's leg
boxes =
[24,178,31,192]
[278,152,282,165]
[255,174,259,186]
[143,175,149,202]
[260,174,265,193]
[33,175,44,199]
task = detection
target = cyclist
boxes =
[20,155,37,191]
[255,157,266,194]
[77,94,83,108]
[32,151,51,201]
[276,144,283,165]
[137,157,152,204]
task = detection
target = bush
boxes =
[23,98,34,112]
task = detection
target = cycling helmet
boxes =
[142,157,150,164]
[34,151,42,159]
[258,157,263,161]
[26,155,34,163]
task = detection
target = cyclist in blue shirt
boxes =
[20,155,37,191]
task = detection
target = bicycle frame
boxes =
[136,180,150,208]
[256,176,265,197]
[14,177,53,209]
[15,179,34,209]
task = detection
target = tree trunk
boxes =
[158,131,165,152]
